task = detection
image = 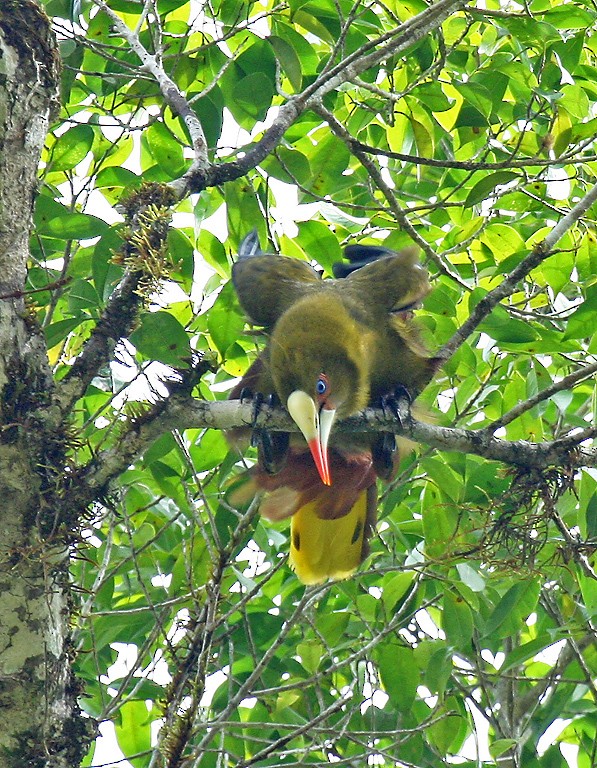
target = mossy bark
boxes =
[0,4,88,766]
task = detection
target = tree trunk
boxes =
[0,4,86,766]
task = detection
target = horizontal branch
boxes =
[75,396,597,506]
[352,140,597,171]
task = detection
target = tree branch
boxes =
[93,0,468,199]
[91,0,209,173]
[51,184,176,417]
[71,395,597,509]
[439,179,597,363]
[352,140,597,171]
[487,360,597,431]
[313,101,469,287]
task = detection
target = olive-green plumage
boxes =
[229,232,437,584]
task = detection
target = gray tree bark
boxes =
[0,3,87,765]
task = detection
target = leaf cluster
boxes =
[33,0,597,766]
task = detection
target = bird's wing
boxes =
[343,249,430,314]
[332,243,396,278]
[233,232,321,328]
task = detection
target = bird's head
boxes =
[270,296,369,486]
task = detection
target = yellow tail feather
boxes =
[289,490,369,585]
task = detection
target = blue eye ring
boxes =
[316,376,328,395]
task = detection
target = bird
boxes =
[228,231,437,584]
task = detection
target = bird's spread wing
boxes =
[233,232,321,328]
[344,249,430,314]
[333,243,396,278]
[341,249,434,361]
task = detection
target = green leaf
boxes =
[454,82,493,120]
[260,145,312,186]
[412,81,453,112]
[207,281,246,357]
[456,563,485,593]
[376,644,418,711]
[420,457,462,502]
[190,430,229,471]
[142,432,177,467]
[225,180,263,242]
[470,289,539,343]
[269,35,302,91]
[56,213,100,241]
[424,644,453,698]
[562,290,597,340]
[498,17,561,47]
[482,580,540,638]
[464,171,519,207]
[306,134,350,199]
[130,311,191,366]
[297,640,323,674]
[422,486,459,559]
[427,699,466,754]
[50,124,94,171]
[191,92,224,148]
[220,38,277,127]
[543,6,595,30]
[95,166,140,191]
[232,72,276,122]
[167,228,194,288]
[145,122,186,177]
[579,574,597,615]
[500,635,560,673]
[381,572,415,613]
[586,493,597,539]
[115,699,152,768]
[316,611,350,646]
[443,591,474,648]
[68,278,100,313]
[480,225,526,259]
[45,317,87,349]
[297,219,342,274]
[490,739,519,760]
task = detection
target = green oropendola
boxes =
[229,231,437,584]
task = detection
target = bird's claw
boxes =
[240,391,289,473]
[372,386,411,480]
[238,389,274,440]
[380,385,412,426]
[247,392,279,439]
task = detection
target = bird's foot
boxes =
[244,391,279,445]
[259,430,290,475]
[238,386,253,404]
[240,390,289,474]
[372,387,411,480]
[379,385,412,426]
[372,432,396,480]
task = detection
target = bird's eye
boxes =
[316,376,328,396]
